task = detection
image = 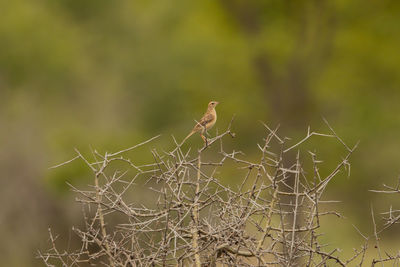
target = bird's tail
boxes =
[181,130,195,145]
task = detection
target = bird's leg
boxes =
[200,133,208,147]
[200,125,209,146]
[203,125,210,137]
[200,127,208,147]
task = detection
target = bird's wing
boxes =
[194,113,214,131]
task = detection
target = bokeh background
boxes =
[1,0,400,265]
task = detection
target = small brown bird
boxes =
[182,101,219,144]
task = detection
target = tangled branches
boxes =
[39,120,399,266]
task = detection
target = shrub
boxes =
[39,120,400,266]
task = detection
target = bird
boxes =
[182,101,219,145]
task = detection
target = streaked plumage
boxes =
[182,101,219,144]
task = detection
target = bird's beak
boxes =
[215,101,219,105]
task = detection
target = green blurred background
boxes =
[1,0,400,265]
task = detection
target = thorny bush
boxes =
[39,119,400,266]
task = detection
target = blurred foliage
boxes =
[1,0,400,265]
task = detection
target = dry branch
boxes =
[39,120,400,266]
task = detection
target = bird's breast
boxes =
[206,109,217,129]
